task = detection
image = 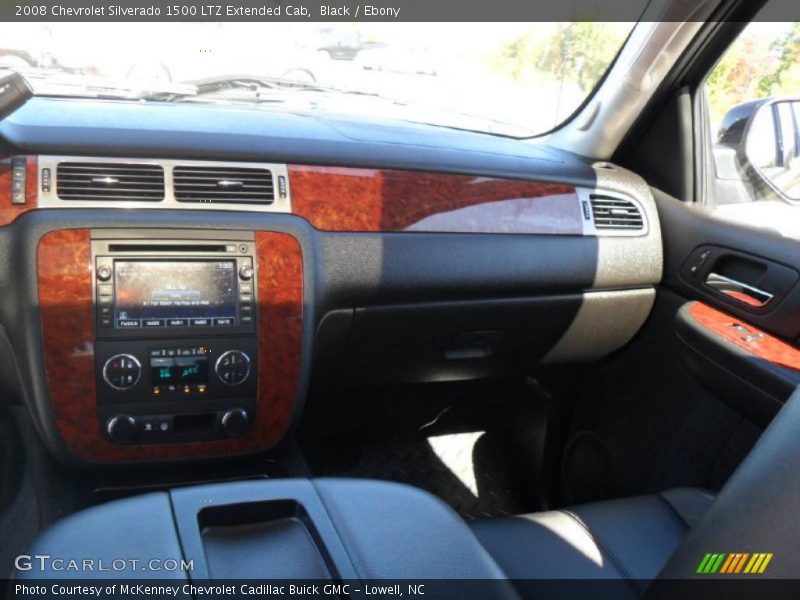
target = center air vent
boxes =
[589,194,644,231]
[56,162,165,201]
[173,166,274,204]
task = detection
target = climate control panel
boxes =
[95,336,257,444]
[216,349,251,386]
[102,354,142,390]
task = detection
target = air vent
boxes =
[56,162,165,201]
[589,194,644,231]
[173,166,274,204]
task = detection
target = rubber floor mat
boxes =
[311,431,531,519]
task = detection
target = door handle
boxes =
[705,272,774,307]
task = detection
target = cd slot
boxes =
[107,243,230,253]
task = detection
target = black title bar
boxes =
[3,0,800,22]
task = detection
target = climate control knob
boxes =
[220,408,250,438]
[102,354,142,391]
[215,350,251,386]
[106,414,137,443]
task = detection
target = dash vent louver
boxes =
[173,166,275,204]
[589,194,644,231]
[56,162,165,201]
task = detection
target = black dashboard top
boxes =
[0,96,596,186]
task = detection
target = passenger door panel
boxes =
[656,189,800,423]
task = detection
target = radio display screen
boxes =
[114,260,237,328]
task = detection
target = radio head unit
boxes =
[93,239,256,339]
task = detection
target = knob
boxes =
[239,265,254,280]
[96,264,113,281]
[220,408,249,438]
[106,415,137,442]
[102,354,142,390]
[215,350,251,386]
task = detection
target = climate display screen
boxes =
[150,356,209,385]
[114,260,237,328]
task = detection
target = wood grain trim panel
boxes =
[39,229,97,458]
[689,302,800,371]
[255,231,304,446]
[289,165,581,234]
[38,229,303,462]
[0,156,37,226]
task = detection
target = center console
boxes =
[18,478,514,592]
[37,228,304,463]
[92,238,259,444]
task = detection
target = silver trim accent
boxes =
[102,353,142,391]
[577,187,649,237]
[37,156,291,213]
[215,350,251,387]
[705,272,774,307]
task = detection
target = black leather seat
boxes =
[470,488,713,598]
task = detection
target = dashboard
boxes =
[0,97,663,464]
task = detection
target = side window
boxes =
[704,22,800,205]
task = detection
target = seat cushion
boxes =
[469,488,713,598]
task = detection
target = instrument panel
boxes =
[1,150,662,464]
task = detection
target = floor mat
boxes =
[310,430,532,519]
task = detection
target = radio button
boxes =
[96,265,113,282]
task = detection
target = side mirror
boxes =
[744,101,800,202]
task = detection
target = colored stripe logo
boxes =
[697,553,773,574]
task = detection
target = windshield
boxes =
[0,22,637,136]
